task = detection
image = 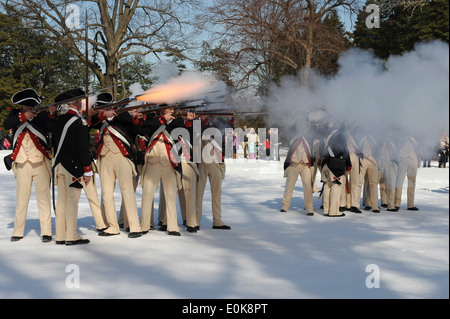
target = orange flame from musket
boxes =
[136,73,214,104]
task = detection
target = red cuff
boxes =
[185,120,193,128]
[98,111,106,122]
[84,165,93,173]
[159,115,168,124]
[18,112,28,123]
[48,111,57,119]
[132,118,139,125]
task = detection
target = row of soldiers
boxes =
[4,88,230,245]
[281,111,422,217]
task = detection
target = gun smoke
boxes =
[262,40,449,157]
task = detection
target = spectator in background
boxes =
[242,125,249,159]
[438,141,448,168]
[263,137,271,160]
[246,128,259,159]
[232,131,240,159]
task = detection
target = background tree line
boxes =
[1,0,448,136]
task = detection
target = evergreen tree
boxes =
[0,11,85,133]
[352,0,449,59]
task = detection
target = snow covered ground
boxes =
[0,149,448,300]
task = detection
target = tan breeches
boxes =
[119,165,142,229]
[12,160,52,237]
[321,165,345,216]
[196,163,225,227]
[99,153,141,234]
[83,174,107,230]
[358,156,379,210]
[281,163,314,213]
[395,158,418,208]
[379,160,397,209]
[160,162,198,228]
[340,152,360,208]
[141,162,180,232]
[54,164,83,242]
[180,163,198,228]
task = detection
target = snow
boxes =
[0,149,448,299]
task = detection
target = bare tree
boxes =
[382,0,430,16]
[389,0,429,9]
[6,0,200,97]
[199,0,361,86]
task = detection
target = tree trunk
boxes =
[300,25,314,86]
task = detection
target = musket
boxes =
[33,86,115,114]
[90,93,147,112]
[140,103,205,115]
[174,110,268,117]
[114,102,159,115]
[130,97,208,115]
[85,11,90,124]
[175,111,236,117]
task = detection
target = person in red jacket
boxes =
[3,88,57,242]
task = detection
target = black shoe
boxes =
[195,226,200,231]
[350,206,362,214]
[187,226,197,233]
[149,225,155,230]
[10,236,23,242]
[168,231,181,236]
[141,230,149,235]
[42,235,52,243]
[395,206,400,210]
[328,213,345,217]
[55,240,66,245]
[119,223,124,229]
[213,225,231,230]
[280,209,287,212]
[97,228,107,233]
[381,204,388,208]
[65,239,90,245]
[407,207,419,211]
[339,206,346,212]
[98,232,120,237]
[372,209,380,213]
[364,206,371,211]
[387,208,398,212]
[128,232,142,238]
[306,212,314,216]
[158,225,167,231]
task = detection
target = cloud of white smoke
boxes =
[264,40,449,156]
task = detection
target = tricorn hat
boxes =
[54,88,85,104]
[11,88,43,108]
[95,92,113,106]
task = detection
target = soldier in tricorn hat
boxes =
[77,92,114,233]
[3,88,57,242]
[52,88,93,245]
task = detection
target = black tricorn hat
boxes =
[11,88,43,108]
[54,88,85,104]
[96,92,113,106]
